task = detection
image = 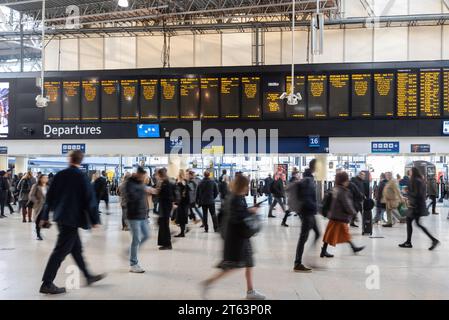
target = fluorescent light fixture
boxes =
[118,0,129,8]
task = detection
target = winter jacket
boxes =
[427,178,438,197]
[196,177,219,206]
[124,176,149,220]
[299,169,317,215]
[270,179,285,198]
[408,177,427,217]
[382,179,402,210]
[328,185,356,223]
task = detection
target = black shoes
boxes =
[398,242,413,248]
[268,214,276,218]
[37,235,43,241]
[293,264,312,273]
[281,222,289,227]
[87,273,106,286]
[382,223,393,228]
[352,246,365,254]
[429,240,440,251]
[350,223,358,228]
[39,283,66,295]
[320,250,334,258]
[159,246,172,250]
[174,233,185,238]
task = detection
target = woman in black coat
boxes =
[175,169,190,238]
[201,174,265,300]
[399,167,439,250]
[157,168,174,250]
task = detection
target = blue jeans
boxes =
[128,219,150,266]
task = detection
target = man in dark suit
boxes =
[94,170,109,214]
[196,171,219,233]
[39,150,105,295]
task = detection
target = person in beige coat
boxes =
[29,174,49,240]
[382,172,403,227]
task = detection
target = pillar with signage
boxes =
[0,146,7,170]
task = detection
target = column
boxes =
[314,154,329,200]
[0,155,8,171]
[15,157,29,174]
[167,155,189,178]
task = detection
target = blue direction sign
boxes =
[371,141,400,154]
[62,144,86,154]
[0,146,7,155]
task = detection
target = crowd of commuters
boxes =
[1,151,447,299]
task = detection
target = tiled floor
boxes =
[1,198,449,300]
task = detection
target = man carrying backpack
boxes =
[293,159,320,273]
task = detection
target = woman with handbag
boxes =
[320,172,365,258]
[18,172,34,223]
[29,174,49,240]
[201,174,265,300]
[399,167,440,250]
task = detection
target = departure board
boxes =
[329,74,349,117]
[352,74,372,117]
[140,79,159,120]
[101,80,119,120]
[241,76,261,119]
[200,78,219,119]
[374,73,394,117]
[444,70,449,116]
[307,75,327,118]
[221,77,240,118]
[180,78,199,119]
[420,70,441,117]
[160,78,179,119]
[62,80,80,120]
[397,71,418,117]
[285,76,306,118]
[44,81,62,121]
[120,79,138,120]
[81,79,99,120]
[262,77,284,119]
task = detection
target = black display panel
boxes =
[44,81,62,121]
[62,80,80,120]
[352,73,372,117]
[374,73,394,117]
[120,79,138,120]
[241,76,261,119]
[420,69,441,117]
[397,70,418,117]
[262,76,284,119]
[329,74,349,117]
[140,79,158,120]
[307,75,327,118]
[101,80,119,120]
[201,77,219,119]
[81,79,99,120]
[285,76,306,118]
[160,78,179,119]
[180,78,199,119]
[444,70,449,116]
[220,77,240,119]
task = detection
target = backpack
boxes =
[321,191,333,218]
[286,180,305,213]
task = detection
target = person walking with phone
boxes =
[39,150,106,295]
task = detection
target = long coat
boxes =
[29,184,48,221]
[382,179,402,210]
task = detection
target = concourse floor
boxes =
[1,198,449,300]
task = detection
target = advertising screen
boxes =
[0,82,9,138]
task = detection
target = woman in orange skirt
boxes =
[321,172,365,258]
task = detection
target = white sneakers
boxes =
[246,289,266,300]
[129,264,145,273]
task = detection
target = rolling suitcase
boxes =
[362,199,374,236]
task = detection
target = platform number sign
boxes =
[308,136,321,148]
[62,144,86,154]
[371,141,399,154]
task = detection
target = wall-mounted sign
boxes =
[371,141,400,153]
[308,135,321,148]
[45,124,101,138]
[137,124,160,138]
[0,146,7,154]
[62,144,86,154]
[411,144,431,153]
[443,121,449,135]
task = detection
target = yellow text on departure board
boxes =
[141,79,157,101]
[82,80,98,102]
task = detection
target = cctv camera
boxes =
[36,95,49,108]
